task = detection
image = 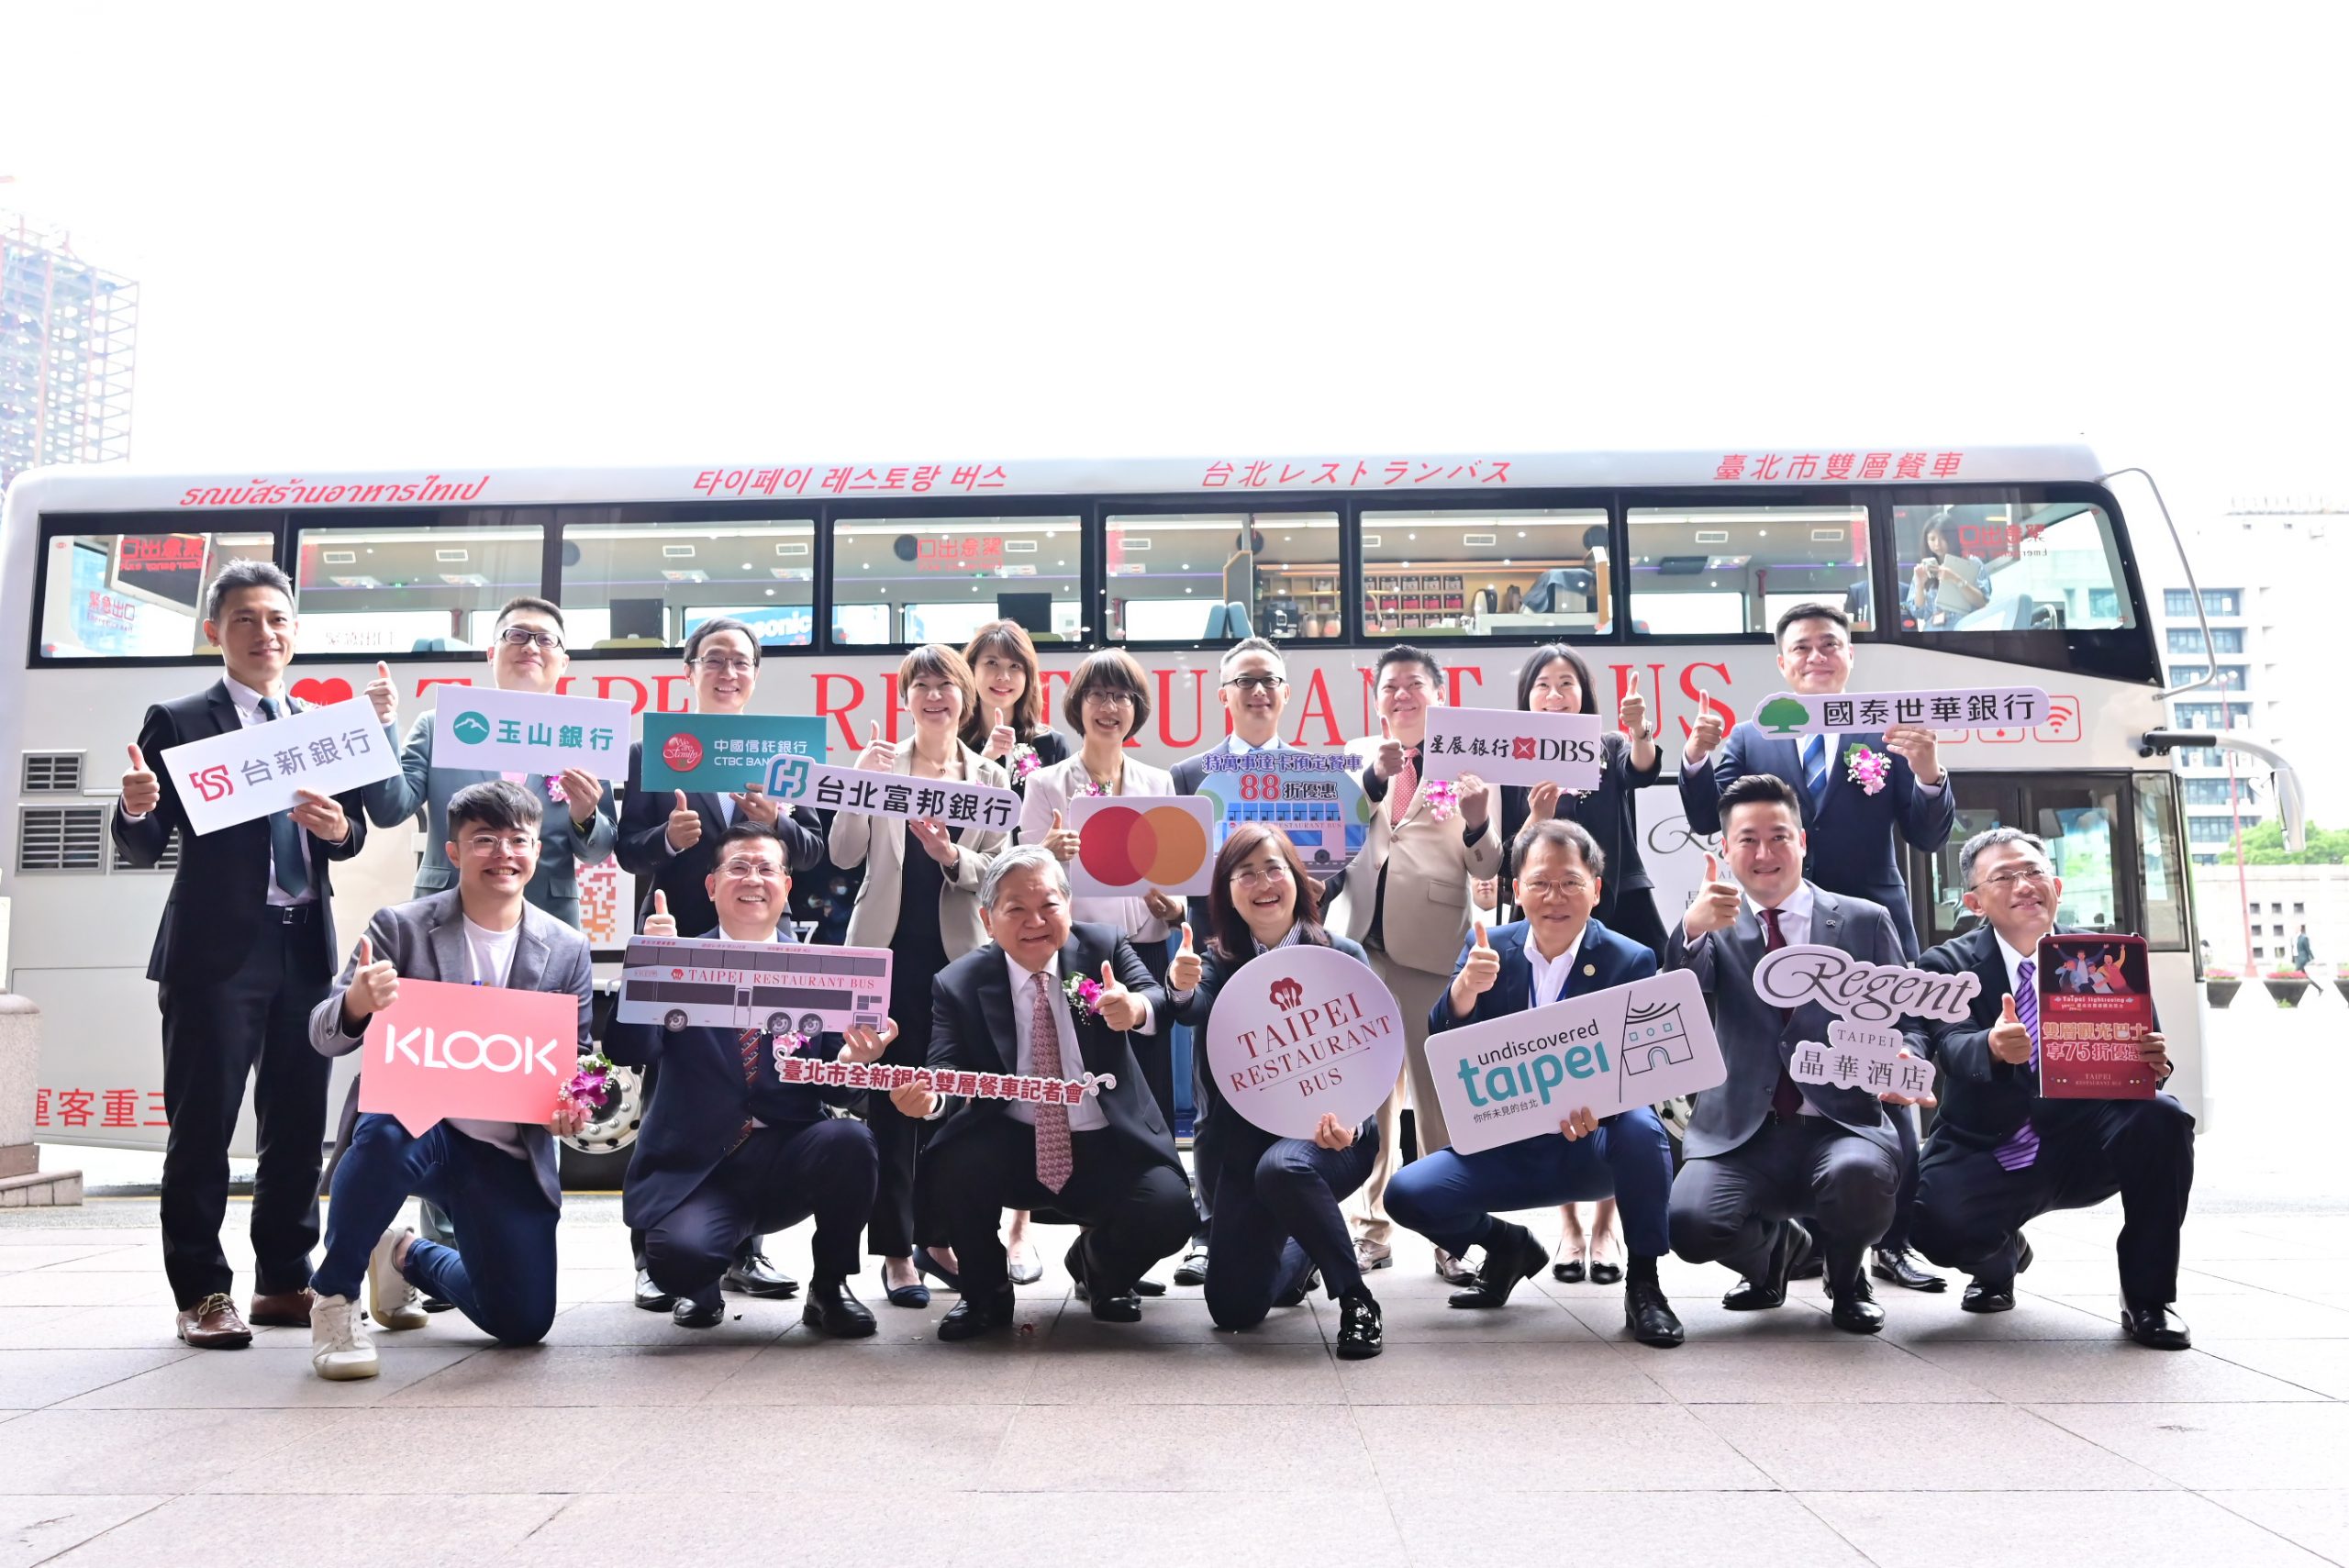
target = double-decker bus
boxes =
[0,445,2301,1165]
[617,937,890,1038]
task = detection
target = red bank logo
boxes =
[662,733,704,773]
[1268,977,1306,1010]
[192,764,233,802]
[1512,737,1537,761]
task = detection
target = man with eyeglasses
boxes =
[1165,637,1298,1284]
[618,616,828,1306]
[612,823,885,1335]
[1675,601,1954,1296]
[1904,828,2194,1348]
[1385,819,1686,1347]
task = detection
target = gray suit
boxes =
[310,888,596,1209]
[363,712,619,929]
[1663,883,1904,1288]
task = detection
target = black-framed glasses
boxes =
[691,655,757,677]
[1221,674,1286,693]
[498,626,564,651]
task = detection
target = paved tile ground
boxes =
[4,998,2341,1565]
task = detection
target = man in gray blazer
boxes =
[304,780,596,1381]
[361,595,618,929]
[1664,773,1932,1334]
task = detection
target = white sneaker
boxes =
[369,1229,428,1330]
[310,1293,379,1380]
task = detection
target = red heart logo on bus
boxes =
[290,677,353,706]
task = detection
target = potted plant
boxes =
[2204,966,2242,1008]
[2264,969,2312,1008]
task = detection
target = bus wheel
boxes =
[798,1012,824,1038]
[663,1009,688,1032]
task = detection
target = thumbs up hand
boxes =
[1094,957,1147,1032]
[1373,715,1406,780]
[643,887,679,939]
[985,704,1017,762]
[365,661,398,725]
[666,790,702,852]
[1619,669,1650,741]
[1683,851,1742,939]
[856,720,896,773]
[1169,923,1202,994]
[343,934,400,1028]
[1988,992,2035,1064]
[1449,922,1501,1018]
[1685,687,1727,764]
[1043,807,1081,862]
[120,743,160,816]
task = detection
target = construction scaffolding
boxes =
[1,212,138,490]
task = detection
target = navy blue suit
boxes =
[1384,918,1675,1263]
[1677,721,1954,960]
[605,925,880,1305]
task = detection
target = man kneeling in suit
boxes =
[1664,773,1934,1334]
[609,822,884,1337]
[306,780,594,1379]
[1907,827,2195,1349]
[890,845,1194,1340]
[1386,819,1685,1348]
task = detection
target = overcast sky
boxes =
[6,4,2346,534]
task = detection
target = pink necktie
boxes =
[1030,972,1073,1193]
[1389,750,1418,827]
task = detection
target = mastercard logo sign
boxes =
[1077,804,1210,888]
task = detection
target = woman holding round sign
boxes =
[960,619,1069,794]
[1168,824,1392,1359]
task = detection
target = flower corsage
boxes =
[1844,743,1890,796]
[558,1051,618,1117]
[1420,778,1460,822]
[1010,743,1041,782]
[1063,972,1104,1017]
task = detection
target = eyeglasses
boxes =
[692,655,756,677]
[463,832,539,854]
[1231,862,1292,888]
[1519,875,1593,900]
[1971,865,2054,892]
[1222,674,1286,693]
[1082,689,1137,708]
[498,627,564,652]
[718,858,785,880]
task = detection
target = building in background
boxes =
[0,213,138,491]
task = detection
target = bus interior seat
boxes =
[1520,568,1593,614]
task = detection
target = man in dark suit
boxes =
[1165,635,1297,1285]
[607,822,882,1337]
[615,617,823,1305]
[890,845,1193,1340]
[1676,600,1953,1293]
[304,780,593,1379]
[111,559,370,1348]
[1906,827,2195,1349]
[1664,773,1934,1334]
[1384,819,1685,1347]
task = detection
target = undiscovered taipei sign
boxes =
[358,977,581,1134]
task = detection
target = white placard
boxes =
[618,934,893,1035]
[1421,706,1603,791]
[432,685,633,778]
[1068,795,1216,897]
[1747,686,2048,736]
[1427,968,1725,1155]
[160,697,402,836]
[774,761,1020,834]
[1203,946,1406,1139]
[1751,943,1980,1024]
[1789,1018,1939,1099]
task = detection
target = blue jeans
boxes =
[1205,1124,1379,1331]
[312,1115,559,1347]
[1386,1107,1675,1261]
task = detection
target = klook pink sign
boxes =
[358,977,580,1135]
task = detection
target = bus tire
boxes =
[767,1011,790,1036]
[798,1012,824,1037]
[663,1008,688,1032]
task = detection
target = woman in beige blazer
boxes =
[829,643,1008,1305]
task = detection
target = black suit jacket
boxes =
[926,922,1178,1175]
[618,740,824,935]
[603,923,862,1229]
[109,680,370,984]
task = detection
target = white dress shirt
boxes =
[1004,951,1109,1132]
[1525,924,1589,1011]
[1018,753,1179,942]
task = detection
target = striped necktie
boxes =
[1993,961,2042,1172]
[1800,733,1829,811]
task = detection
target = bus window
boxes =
[2025,778,2125,931]
[1892,500,2133,634]
[1625,505,1871,636]
[832,516,1082,647]
[291,521,544,654]
[38,528,277,658]
[2136,772,2188,950]
[1104,512,1338,644]
[560,519,814,651]
[1922,800,2009,947]
[1360,508,1609,640]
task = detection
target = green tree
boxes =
[2236,819,2349,865]
[1757,695,1810,735]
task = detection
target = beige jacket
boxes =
[1326,746,1503,976]
[829,740,1010,958]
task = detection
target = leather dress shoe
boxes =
[1335,1291,1384,1360]
[175,1293,252,1349]
[1624,1277,1685,1348]
[1829,1275,1886,1334]
[249,1287,315,1328]
[1787,1251,1826,1281]
[1173,1247,1209,1287]
[1448,1221,1549,1309]
[2121,1298,2191,1351]
[1353,1237,1394,1272]
[634,1267,676,1313]
[1064,1242,1144,1321]
[938,1285,1017,1341]
[724,1245,799,1299]
[802,1276,877,1338]
[1872,1245,1947,1293]
[1131,1276,1166,1297]
[1962,1235,2032,1314]
[673,1292,726,1329]
[1432,1247,1478,1286]
[916,1250,963,1293]
[1723,1221,1811,1311]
